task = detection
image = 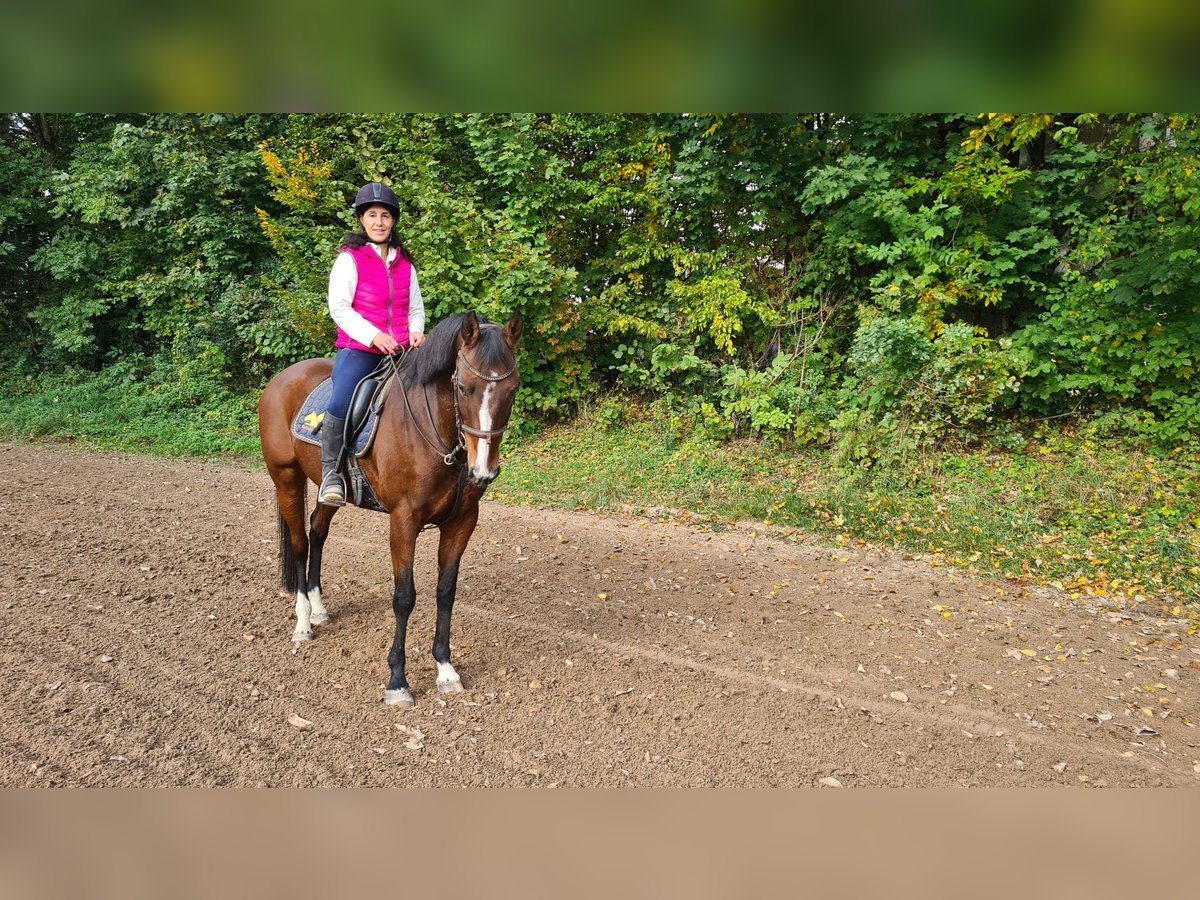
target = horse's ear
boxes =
[502,312,523,349]
[461,311,480,349]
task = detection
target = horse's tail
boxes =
[277,489,303,594]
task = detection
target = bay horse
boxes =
[258,311,522,706]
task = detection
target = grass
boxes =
[3,367,1196,610]
[0,366,261,459]
[490,407,1200,610]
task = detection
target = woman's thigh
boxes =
[328,348,382,418]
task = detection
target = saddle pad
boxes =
[291,378,381,459]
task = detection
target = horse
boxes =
[257,311,522,706]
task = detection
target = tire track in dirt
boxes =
[3,442,1198,787]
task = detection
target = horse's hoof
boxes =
[437,678,464,695]
[384,688,415,707]
[310,613,330,626]
[292,628,313,642]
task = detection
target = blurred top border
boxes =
[3,0,1199,110]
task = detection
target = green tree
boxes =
[28,114,286,381]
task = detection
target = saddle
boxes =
[292,356,396,512]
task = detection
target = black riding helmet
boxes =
[353,182,400,218]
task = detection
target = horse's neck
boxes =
[392,375,456,447]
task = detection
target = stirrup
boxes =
[318,471,346,507]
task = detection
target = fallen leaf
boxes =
[889,691,909,703]
[287,713,313,731]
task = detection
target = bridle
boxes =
[394,339,518,467]
[453,349,517,441]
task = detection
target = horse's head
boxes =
[455,312,522,487]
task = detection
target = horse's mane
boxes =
[402,312,513,387]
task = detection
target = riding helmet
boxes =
[353,182,400,218]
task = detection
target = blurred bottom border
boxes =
[0,789,1189,899]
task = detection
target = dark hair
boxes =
[403,312,513,388]
[341,229,413,263]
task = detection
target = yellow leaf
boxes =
[1021,649,1037,657]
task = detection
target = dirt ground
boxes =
[3,441,1199,787]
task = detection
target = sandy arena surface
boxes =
[3,442,1199,787]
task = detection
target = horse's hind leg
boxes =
[273,470,317,642]
[305,503,337,626]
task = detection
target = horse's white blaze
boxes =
[437,661,462,692]
[472,380,497,480]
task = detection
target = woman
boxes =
[319,181,426,506]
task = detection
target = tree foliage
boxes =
[2,113,1196,447]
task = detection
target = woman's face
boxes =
[359,204,395,244]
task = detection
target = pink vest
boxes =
[335,244,412,352]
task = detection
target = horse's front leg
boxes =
[384,511,422,706]
[432,507,480,695]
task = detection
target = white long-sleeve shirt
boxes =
[327,244,426,348]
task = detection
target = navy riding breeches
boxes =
[328,348,386,420]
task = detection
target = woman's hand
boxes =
[370,331,401,354]
[409,331,425,348]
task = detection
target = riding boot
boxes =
[318,413,347,506]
